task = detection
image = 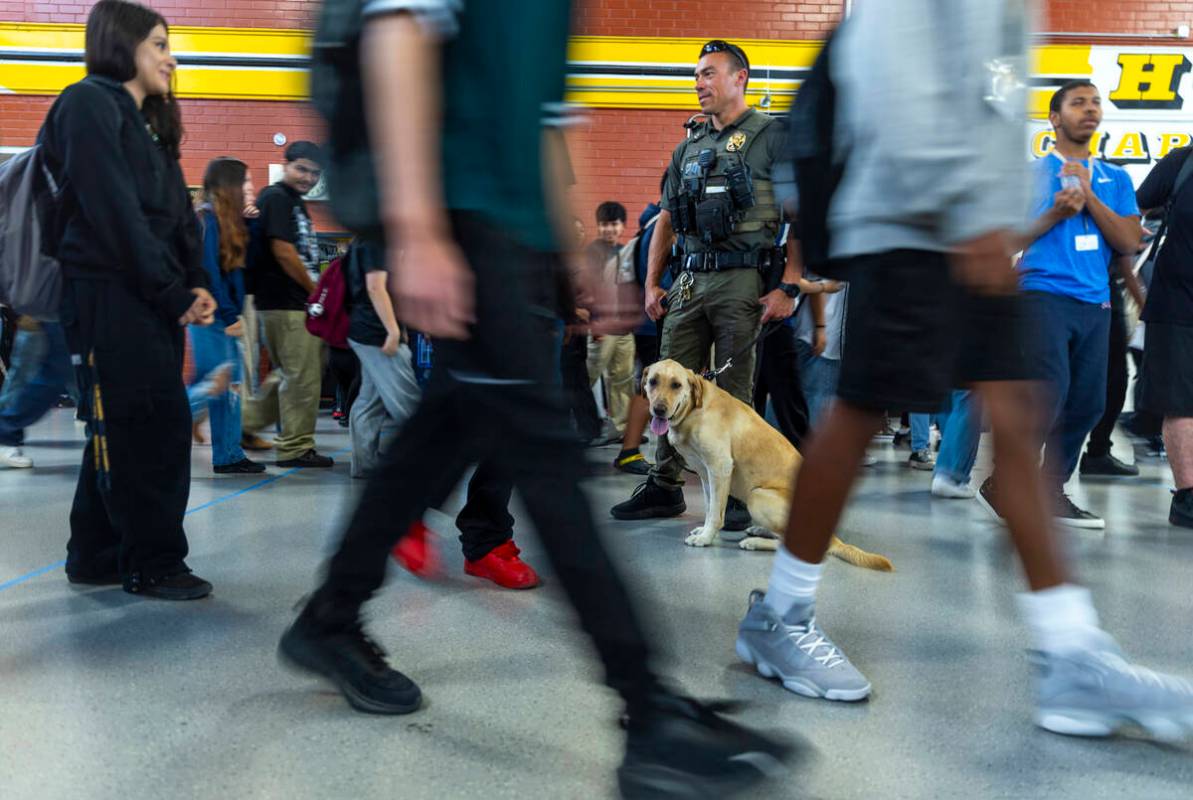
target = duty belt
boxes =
[681,250,776,273]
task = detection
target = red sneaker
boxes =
[391,521,441,579]
[464,540,541,590]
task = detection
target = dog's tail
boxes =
[828,536,894,572]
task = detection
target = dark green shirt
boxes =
[362,0,570,252]
[660,108,787,254]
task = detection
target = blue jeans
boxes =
[933,389,981,484]
[187,324,247,467]
[1026,291,1110,485]
[0,322,73,447]
[795,338,841,427]
[910,413,933,451]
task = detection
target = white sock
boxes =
[764,546,823,618]
[1017,584,1103,655]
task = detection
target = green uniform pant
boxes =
[651,268,763,488]
[242,309,324,460]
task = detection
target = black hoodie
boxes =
[38,75,205,322]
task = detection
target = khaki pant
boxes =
[651,268,763,488]
[586,333,636,433]
[242,309,324,460]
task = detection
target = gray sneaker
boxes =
[735,590,871,702]
[1033,633,1193,741]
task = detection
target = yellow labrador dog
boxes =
[644,359,892,572]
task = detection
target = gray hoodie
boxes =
[829,0,1032,258]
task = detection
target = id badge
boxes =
[1074,234,1100,252]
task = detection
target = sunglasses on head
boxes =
[701,40,749,71]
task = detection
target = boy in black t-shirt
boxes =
[242,141,335,468]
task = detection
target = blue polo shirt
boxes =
[1019,153,1139,305]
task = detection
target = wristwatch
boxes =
[777,282,800,299]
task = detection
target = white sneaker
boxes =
[931,474,975,499]
[1,447,33,468]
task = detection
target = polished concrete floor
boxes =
[2,409,1193,799]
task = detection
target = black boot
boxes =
[722,497,753,532]
[618,690,799,799]
[279,598,422,714]
[1170,488,1193,529]
[611,480,686,520]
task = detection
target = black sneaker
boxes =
[1053,491,1105,530]
[214,458,267,475]
[123,569,213,600]
[976,476,1004,520]
[614,449,653,476]
[612,480,686,520]
[278,449,335,468]
[723,497,752,532]
[1079,452,1139,477]
[908,448,936,471]
[618,692,799,799]
[279,610,422,715]
[1170,489,1193,529]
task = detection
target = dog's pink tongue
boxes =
[650,416,670,436]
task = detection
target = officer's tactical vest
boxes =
[681,111,780,237]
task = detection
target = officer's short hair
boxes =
[596,202,627,224]
[700,40,750,91]
[1049,80,1096,115]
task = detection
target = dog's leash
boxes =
[701,293,807,381]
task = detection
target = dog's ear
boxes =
[688,372,705,409]
[640,364,652,397]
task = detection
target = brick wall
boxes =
[5,0,1192,235]
[572,0,844,39]
[0,1,320,28]
[1044,1,1193,37]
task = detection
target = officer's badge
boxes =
[726,131,747,152]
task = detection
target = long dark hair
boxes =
[203,158,249,272]
[85,0,183,159]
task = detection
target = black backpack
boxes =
[0,145,67,320]
[788,26,845,278]
[309,0,381,240]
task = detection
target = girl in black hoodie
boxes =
[40,0,215,600]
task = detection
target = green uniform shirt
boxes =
[660,108,787,254]
[365,0,571,252]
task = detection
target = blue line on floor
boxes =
[0,447,351,594]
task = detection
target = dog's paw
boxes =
[744,525,778,540]
[740,536,780,552]
[685,528,718,547]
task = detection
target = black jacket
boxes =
[38,75,205,322]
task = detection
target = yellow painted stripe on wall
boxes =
[0,22,1092,114]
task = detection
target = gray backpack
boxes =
[0,145,64,321]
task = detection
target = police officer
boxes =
[612,39,804,525]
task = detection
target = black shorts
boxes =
[1139,322,1193,417]
[836,249,1035,414]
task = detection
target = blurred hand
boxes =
[812,327,827,357]
[820,280,844,294]
[951,230,1018,296]
[224,320,244,337]
[382,331,401,356]
[243,204,261,219]
[759,289,796,324]
[644,285,668,321]
[388,231,475,340]
[180,288,217,326]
